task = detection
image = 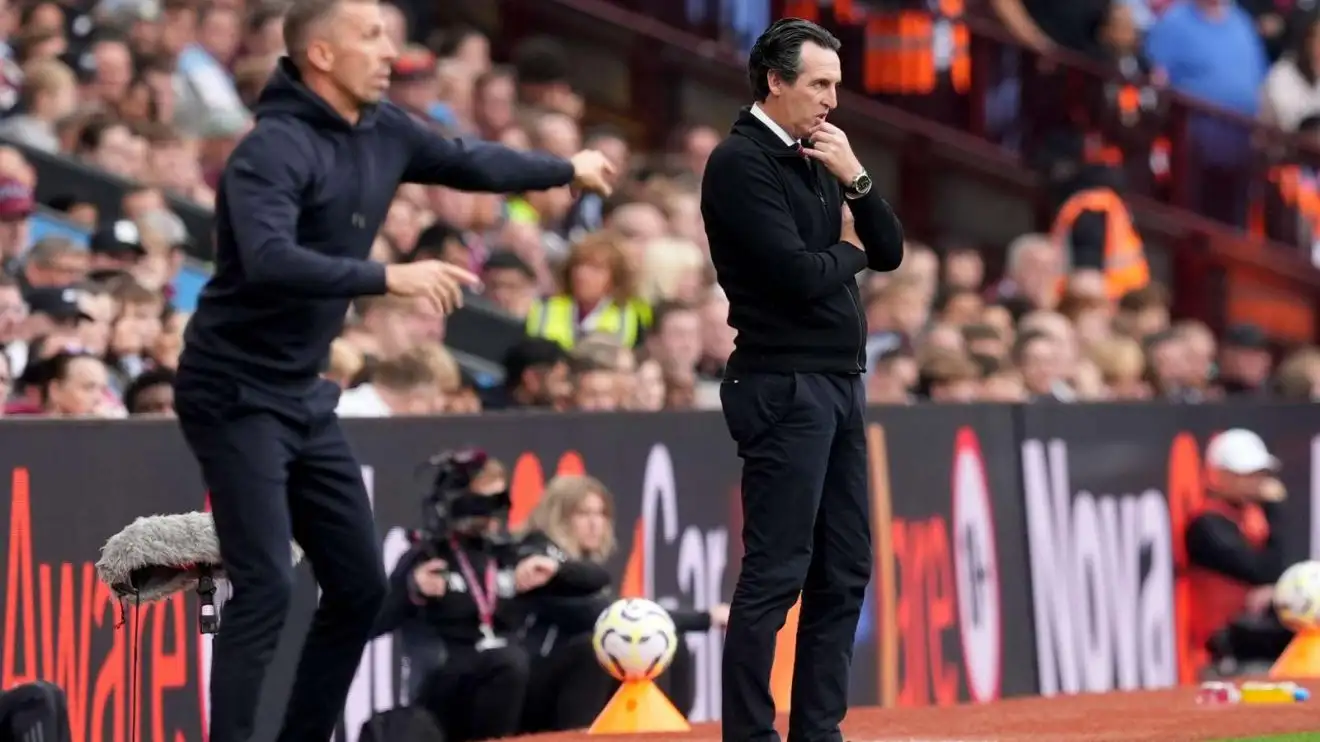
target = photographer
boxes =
[374,450,611,742]
[518,475,730,732]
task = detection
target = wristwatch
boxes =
[845,170,873,200]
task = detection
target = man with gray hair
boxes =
[173,1,616,741]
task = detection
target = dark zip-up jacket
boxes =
[373,531,612,647]
[180,58,575,396]
[701,107,903,375]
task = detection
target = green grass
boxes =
[1209,728,1320,734]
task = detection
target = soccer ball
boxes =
[592,598,679,681]
[1273,561,1320,631]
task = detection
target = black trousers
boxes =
[176,376,387,742]
[419,645,531,742]
[719,372,870,742]
[521,633,616,733]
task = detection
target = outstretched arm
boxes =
[402,117,575,192]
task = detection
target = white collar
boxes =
[750,103,797,147]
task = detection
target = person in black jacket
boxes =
[375,454,612,742]
[169,3,617,742]
[700,18,904,742]
[517,475,730,733]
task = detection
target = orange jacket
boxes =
[1050,187,1151,299]
[864,0,970,95]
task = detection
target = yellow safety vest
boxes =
[525,295,651,350]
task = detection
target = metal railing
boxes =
[500,0,1320,342]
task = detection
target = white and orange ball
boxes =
[591,598,679,681]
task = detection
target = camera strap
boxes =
[448,537,505,651]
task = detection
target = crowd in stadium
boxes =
[0,0,1319,420]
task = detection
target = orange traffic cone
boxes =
[587,679,691,735]
[1270,628,1320,678]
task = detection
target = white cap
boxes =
[1206,429,1279,475]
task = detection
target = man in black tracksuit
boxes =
[172,4,613,742]
[701,18,904,742]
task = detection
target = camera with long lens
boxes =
[414,447,512,554]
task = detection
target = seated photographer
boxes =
[374,450,611,742]
[518,475,730,732]
[1183,429,1290,677]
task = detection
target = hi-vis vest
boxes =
[865,0,970,95]
[525,295,651,350]
[1050,187,1151,299]
[1269,165,1320,265]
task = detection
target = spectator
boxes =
[123,366,175,415]
[242,4,288,58]
[1274,346,1320,400]
[169,0,248,138]
[337,349,443,417]
[75,114,140,179]
[1114,282,1170,340]
[628,357,666,411]
[696,288,734,380]
[1218,323,1274,396]
[0,57,76,151]
[472,65,516,140]
[573,332,634,400]
[1261,14,1320,131]
[389,46,445,126]
[88,219,146,272]
[1015,329,1073,401]
[0,176,33,268]
[981,364,1028,402]
[639,236,706,304]
[23,285,90,340]
[487,337,571,411]
[642,301,702,379]
[1145,0,1267,119]
[570,358,619,412]
[990,233,1062,311]
[1174,319,1218,398]
[526,231,651,351]
[941,244,985,291]
[1090,335,1152,400]
[511,36,582,118]
[37,350,110,416]
[918,349,980,403]
[481,250,538,319]
[865,348,915,404]
[351,295,443,362]
[669,122,721,179]
[106,278,164,381]
[1144,329,1201,402]
[0,273,26,374]
[79,35,134,110]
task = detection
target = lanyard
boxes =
[449,538,498,629]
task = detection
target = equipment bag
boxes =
[359,706,446,742]
[0,682,72,742]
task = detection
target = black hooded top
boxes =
[181,59,576,397]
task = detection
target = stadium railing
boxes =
[500,0,1320,343]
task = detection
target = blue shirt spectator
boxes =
[1144,1,1267,117]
